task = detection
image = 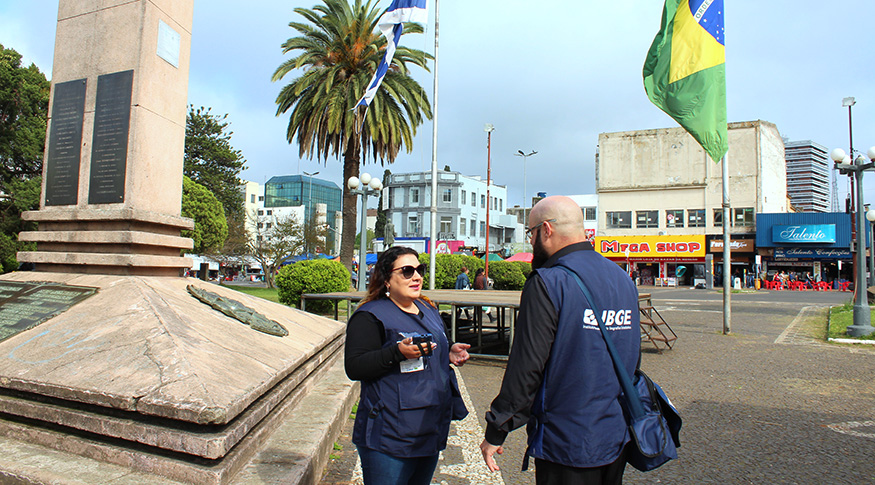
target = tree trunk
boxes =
[340,149,361,274]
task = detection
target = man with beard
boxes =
[479,196,640,484]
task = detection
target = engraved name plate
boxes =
[0,282,97,343]
[45,79,87,206]
[88,70,133,205]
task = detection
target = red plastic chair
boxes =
[839,281,851,292]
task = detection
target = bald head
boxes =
[529,196,586,239]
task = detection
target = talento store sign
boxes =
[595,235,706,259]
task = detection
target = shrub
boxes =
[276,259,350,313]
[416,253,485,289]
[511,261,532,279]
[486,261,527,290]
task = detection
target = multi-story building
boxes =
[784,140,830,213]
[242,175,342,253]
[596,120,788,285]
[509,193,599,239]
[385,170,517,252]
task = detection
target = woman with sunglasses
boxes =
[345,246,471,485]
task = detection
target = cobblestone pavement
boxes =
[321,288,875,484]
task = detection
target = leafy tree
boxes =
[0,44,49,273]
[248,210,305,288]
[273,0,432,274]
[0,44,50,185]
[302,215,329,255]
[208,214,250,278]
[181,176,229,254]
[355,229,376,251]
[184,106,247,221]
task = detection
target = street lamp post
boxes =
[348,173,383,292]
[514,150,537,227]
[484,124,494,277]
[830,146,875,337]
[303,171,319,256]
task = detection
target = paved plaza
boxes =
[322,287,875,484]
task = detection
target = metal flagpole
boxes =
[428,0,440,290]
[722,153,731,334]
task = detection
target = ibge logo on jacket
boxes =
[582,308,634,330]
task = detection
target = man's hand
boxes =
[449,343,471,366]
[479,439,503,472]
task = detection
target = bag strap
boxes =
[555,265,646,419]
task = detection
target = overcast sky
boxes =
[2,0,874,211]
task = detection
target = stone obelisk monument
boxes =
[0,2,355,483]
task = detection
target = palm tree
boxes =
[273,0,432,272]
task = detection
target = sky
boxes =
[2,0,874,212]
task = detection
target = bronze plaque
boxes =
[88,70,133,204]
[0,282,97,343]
[45,78,87,206]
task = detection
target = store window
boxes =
[733,208,755,227]
[606,211,632,229]
[636,210,659,228]
[688,209,706,228]
[666,210,684,228]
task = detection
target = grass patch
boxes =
[222,284,282,304]
[828,301,875,340]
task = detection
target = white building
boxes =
[385,170,518,252]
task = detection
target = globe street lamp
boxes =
[831,146,875,336]
[348,173,383,292]
[514,150,537,227]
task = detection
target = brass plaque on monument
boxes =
[0,282,97,343]
[88,70,133,204]
[45,78,87,206]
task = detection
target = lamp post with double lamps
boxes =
[830,146,875,337]
[514,150,538,227]
[347,173,383,292]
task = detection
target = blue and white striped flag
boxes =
[356,0,428,110]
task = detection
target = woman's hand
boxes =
[398,337,437,360]
[449,342,471,366]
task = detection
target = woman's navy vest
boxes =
[526,249,640,468]
[352,298,466,458]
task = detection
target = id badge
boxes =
[400,357,426,373]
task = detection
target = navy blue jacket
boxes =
[485,242,640,468]
[351,298,467,458]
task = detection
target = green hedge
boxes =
[486,261,527,290]
[276,259,350,313]
[417,253,485,289]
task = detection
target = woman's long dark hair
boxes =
[360,246,434,307]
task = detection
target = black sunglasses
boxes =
[392,264,426,279]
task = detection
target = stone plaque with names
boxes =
[88,70,133,204]
[0,281,97,343]
[45,78,87,206]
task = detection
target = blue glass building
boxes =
[264,175,342,231]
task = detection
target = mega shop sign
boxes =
[595,235,706,258]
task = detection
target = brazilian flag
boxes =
[644,0,727,163]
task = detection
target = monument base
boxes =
[0,272,357,484]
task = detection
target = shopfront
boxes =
[755,213,856,284]
[707,236,757,286]
[594,235,706,286]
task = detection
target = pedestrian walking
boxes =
[479,196,641,484]
[345,247,471,484]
